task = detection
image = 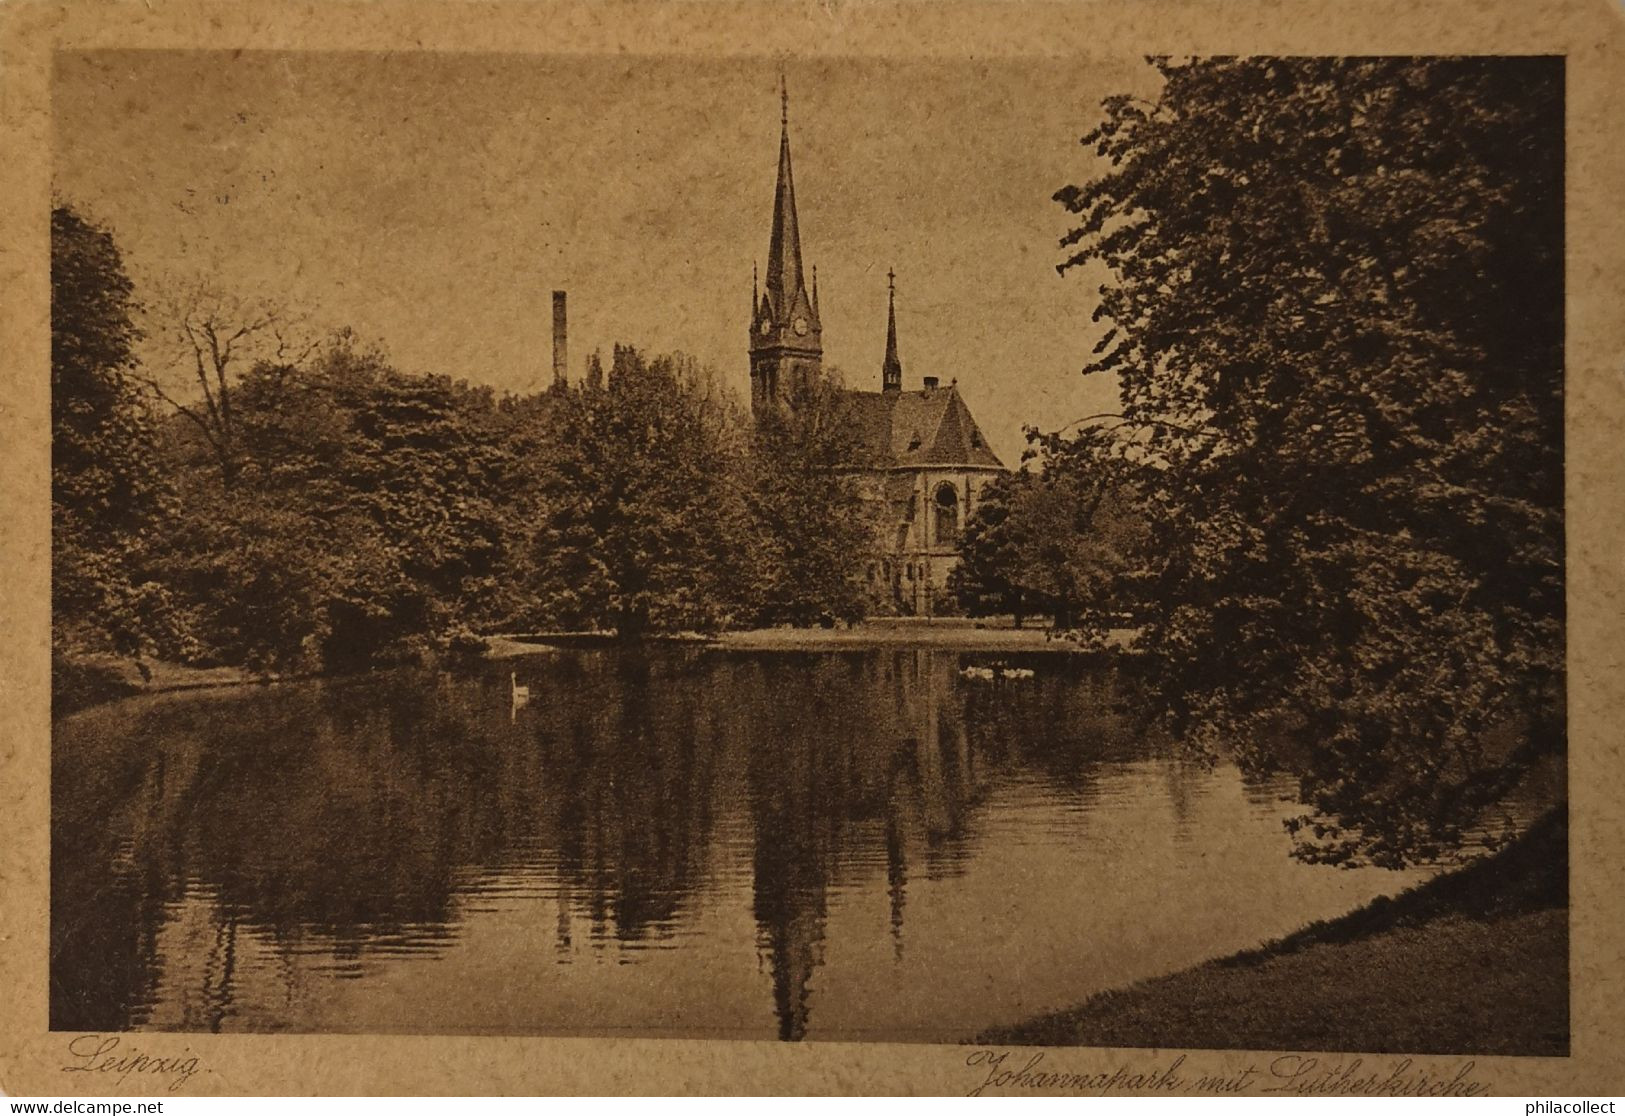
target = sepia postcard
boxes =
[2,0,1624,1097]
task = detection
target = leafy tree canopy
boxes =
[1054,56,1564,866]
[951,456,1150,631]
[741,376,880,628]
[531,345,748,636]
[51,205,166,542]
[51,204,178,667]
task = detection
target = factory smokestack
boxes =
[551,290,568,388]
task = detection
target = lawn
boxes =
[979,809,1568,1056]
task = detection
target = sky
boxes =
[53,51,1160,467]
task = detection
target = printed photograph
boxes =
[49,50,1566,1052]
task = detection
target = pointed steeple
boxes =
[882,268,903,393]
[765,72,806,319]
[749,73,823,419]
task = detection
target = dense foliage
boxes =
[51,204,881,691]
[50,207,179,667]
[742,379,879,627]
[951,456,1150,631]
[1039,57,1565,866]
[529,346,745,635]
[153,337,517,670]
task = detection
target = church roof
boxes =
[840,385,1006,470]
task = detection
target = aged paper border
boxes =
[3,0,1622,1097]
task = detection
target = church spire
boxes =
[765,72,807,319]
[750,73,822,419]
[882,268,903,393]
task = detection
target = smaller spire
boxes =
[811,264,819,315]
[882,267,903,393]
[753,260,759,313]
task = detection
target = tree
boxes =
[951,441,1150,631]
[138,277,313,489]
[1055,57,1564,866]
[149,333,520,672]
[530,345,747,636]
[951,470,1035,624]
[741,376,879,627]
[51,207,163,539]
[50,204,180,664]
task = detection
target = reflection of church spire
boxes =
[762,906,821,1041]
[753,805,827,1040]
[753,822,826,1041]
[750,703,830,1041]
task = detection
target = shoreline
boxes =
[502,619,1136,655]
[708,623,1117,653]
[55,621,1124,715]
[975,808,1568,1056]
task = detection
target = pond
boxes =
[52,647,1431,1041]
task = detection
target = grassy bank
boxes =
[51,651,272,716]
[712,618,1136,652]
[59,621,1061,715]
[978,809,1568,1056]
[492,619,1134,654]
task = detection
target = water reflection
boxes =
[52,648,1426,1040]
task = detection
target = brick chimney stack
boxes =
[552,291,568,388]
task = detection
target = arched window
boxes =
[934,483,959,546]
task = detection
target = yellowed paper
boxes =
[3,0,1623,1096]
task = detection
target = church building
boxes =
[748,83,1007,616]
